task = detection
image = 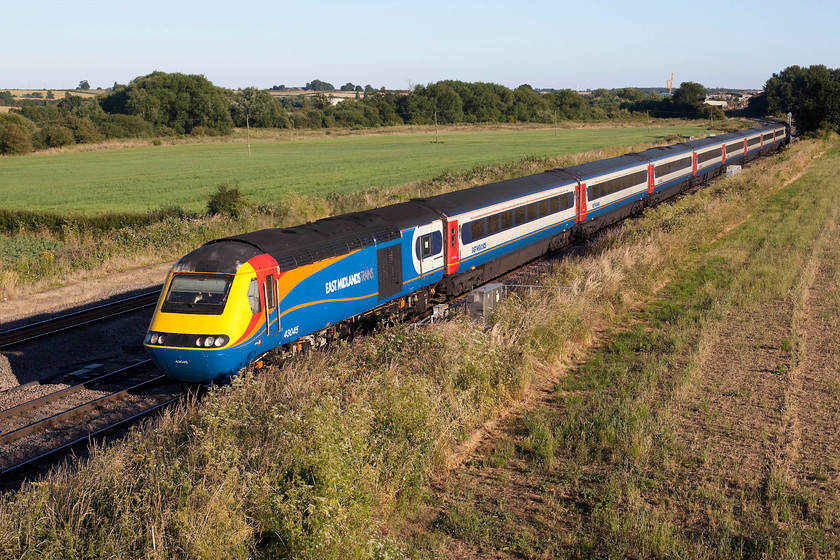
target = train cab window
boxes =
[161,273,233,315]
[247,278,261,314]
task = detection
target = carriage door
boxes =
[446,219,459,275]
[262,273,278,337]
[576,182,587,223]
[647,164,655,195]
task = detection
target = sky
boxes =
[5,0,839,92]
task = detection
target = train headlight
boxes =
[194,335,228,348]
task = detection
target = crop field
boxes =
[0,125,710,215]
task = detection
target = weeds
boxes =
[0,136,833,559]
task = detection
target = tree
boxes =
[305,79,334,91]
[78,80,90,90]
[339,82,355,92]
[672,82,706,107]
[230,87,289,128]
[37,124,75,148]
[100,71,234,135]
[750,65,840,133]
[509,84,549,122]
[0,113,35,155]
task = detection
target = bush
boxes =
[207,183,247,218]
[98,114,153,138]
[0,120,33,155]
[66,115,104,144]
[37,124,75,148]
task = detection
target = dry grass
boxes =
[407,136,838,558]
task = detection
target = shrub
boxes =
[98,114,153,138]
[66,115,104,144]
[0,120,33,154]
[207,183,248,218]
[37,124,76,148]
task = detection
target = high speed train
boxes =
[144,123,788,383]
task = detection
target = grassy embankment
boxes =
[416,137,840,558]
[0,134,829,559]
[0,123,711,299]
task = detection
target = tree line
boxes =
[747,65,840,134]
[1,72,725,155]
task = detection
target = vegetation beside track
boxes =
[411,137,840,558]
[0,134,829,558]
[0,124,712,300]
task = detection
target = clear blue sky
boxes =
[5,0,838,91]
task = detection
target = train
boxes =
[144,122,788,383]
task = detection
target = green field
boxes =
[0,125,710,215]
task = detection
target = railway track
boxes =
[0,359,188,477]
[0,289,160,348]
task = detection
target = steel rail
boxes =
[0,374,168,445]
[0,392,186,476]
[0,360,153,423]
[0,290,161,347]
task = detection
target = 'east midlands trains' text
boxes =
[325,267,375,295]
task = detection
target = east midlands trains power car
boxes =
[144,123,788,383]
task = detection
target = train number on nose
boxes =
[283,326,299,338]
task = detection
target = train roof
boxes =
[681,135,725,150]
[414,171,578,216]
[629,143,693,162]
[201,211,403,272]
[559,153,649,181]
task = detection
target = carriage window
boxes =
[527,202,539,221]
[471,219,485,241]
[501,210,513,230]
[514,206,527,225]
[487,214,500,236]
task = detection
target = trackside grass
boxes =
[0,137,829,559]
[415,138,840,558]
